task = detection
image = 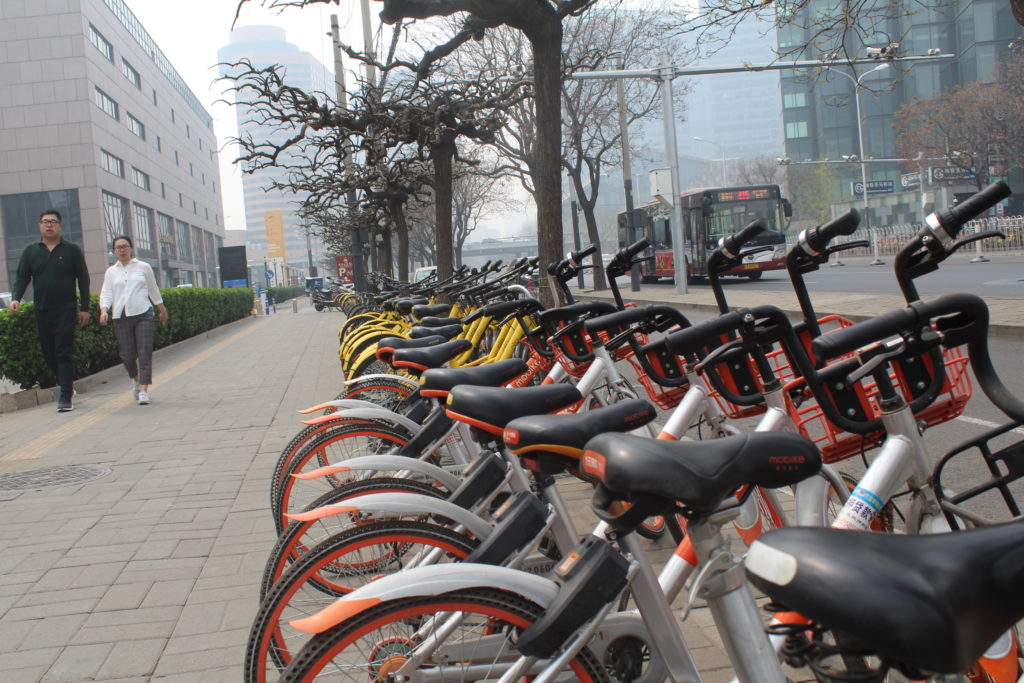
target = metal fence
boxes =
[784,216,1024,258]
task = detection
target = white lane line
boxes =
[955,415,1024,435]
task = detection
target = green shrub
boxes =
[268,286,306,302]
[0,289,253,390]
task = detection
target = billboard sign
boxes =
[217,245,248,288]
[264,210,287,262]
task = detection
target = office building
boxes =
[778,0,1024,224]
[217,26,332,277]
[0,0,226,295]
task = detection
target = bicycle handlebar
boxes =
[803,209,860,256]
[928,180,1011,242]
[665,310,747,357]
[584,305,691,336]
[570,244,598,266]
[720,220,766,258]
[463,297,543,324]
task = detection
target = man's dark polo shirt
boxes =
[12,239,90,311]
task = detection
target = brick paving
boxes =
[0,287,1020,681]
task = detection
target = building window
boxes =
[157,212,174,245]
[133,204,154,251]
[127,113,145,140]
[178,192,183,208]
[191,226,205,265]
[94,87,119,120]
[89,24,113,61]
[156,136,161,152]
[175,219,192,260]
[212,181,216,194]
[188,162,193,176]
[174,150,179,165]
[785,120,809,139]
[152,89,158,106]
[171,109,175,124]
[131,167,150,191]
[102,191,128,245]
[783,92,807,108]
[122,59,140,88]
[192,200,197,214]
[100,149,124,177]
[160,182,166,199]
[186,124,190,139]
[201,172,205,185]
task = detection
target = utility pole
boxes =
[660,62,688,295]
[330,14,366,291]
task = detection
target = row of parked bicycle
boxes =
[246,180,1024,682]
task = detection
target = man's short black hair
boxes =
[39,209,62,222]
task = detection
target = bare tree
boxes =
[451,164,520,266]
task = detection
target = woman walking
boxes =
[99,235,168,405]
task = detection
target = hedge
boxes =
[0,287,253,390]
[268,286,306,302]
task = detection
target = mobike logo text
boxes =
[769,455,805,471]
[581,449,606,479]
[503,428,520,445]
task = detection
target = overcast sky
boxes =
[127,0,375,233]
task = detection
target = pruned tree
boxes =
[239,0,597,305]
[782,163,842,230]
[451,162,520,266]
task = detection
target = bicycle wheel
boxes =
[347,351,397,382]
[338,376,417,414]
[261,478,449,601]
[272,421,413,535]
[246,521,481,682]
[277,587,608,682]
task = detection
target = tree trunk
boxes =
[527,22,564,307]
[574,176,608,290]
[389,198,411,281]
[431,140,456,282]
[1014,0,1024,26]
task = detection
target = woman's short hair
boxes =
[112,234,133,249]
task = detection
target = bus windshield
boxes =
[706,198,784,237]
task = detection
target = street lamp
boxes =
[693,136,726,186]
[823,62,890,234]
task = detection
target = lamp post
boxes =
[823,62,890,235]
[693,136,725,186]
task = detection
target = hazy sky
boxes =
[127,0,376,233]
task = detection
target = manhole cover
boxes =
[0,465,111,492]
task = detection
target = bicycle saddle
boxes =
[395,297,429,315]
[417,316,462,327]
[537,301,617,325]
[745,520,1024,675]
[391,339,472,373]
[504,399,658,474]
[409,324,462,340]
[581,432,821,515]
[376,335,446,364]
[421,358,528,399]
[413,304,451,320]
[445,384,583,437]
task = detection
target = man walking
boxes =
[9,210,91,412]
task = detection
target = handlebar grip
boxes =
[584,306,654,335]
[810,307,916,363]
[625,238,650,259]
[665,310,746,356]
[463,297,541,323]
[571,244,598,265]
[719,220,766,256]
[805,209,860,255]
[934,180,1012,238]
[491,260,503,271]
[547,259,566,276]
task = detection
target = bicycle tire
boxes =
[246,521,480,682]
[261,478,448,601]
[347,352,397,382]
[277,587,609,682]
[271,421,413,535]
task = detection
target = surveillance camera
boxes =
[866,46,884,58]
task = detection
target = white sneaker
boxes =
[138,391,150,405]
[132,380,140,400]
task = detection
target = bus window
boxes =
[653,216,671,249]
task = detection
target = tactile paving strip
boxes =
[0,464,111,491]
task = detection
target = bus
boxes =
[618,184,792,283]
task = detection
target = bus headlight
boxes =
[773,247,787,260]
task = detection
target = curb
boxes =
[0,314,261,415]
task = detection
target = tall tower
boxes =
[218,26,332,276]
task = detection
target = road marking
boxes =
[955,415,1024,435]
[0,318,268,464]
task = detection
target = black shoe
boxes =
[57,392,73,412]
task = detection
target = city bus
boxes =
[618,184,792,283]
